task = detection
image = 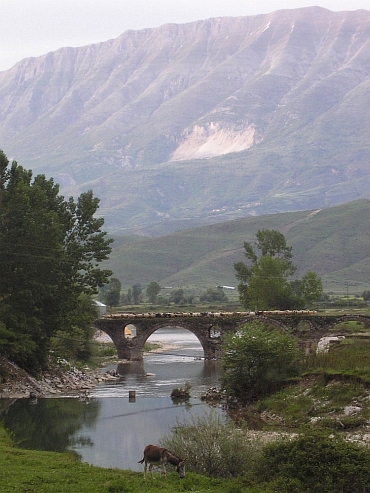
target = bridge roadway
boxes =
[94,311,370,360]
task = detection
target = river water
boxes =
[0,328,222,471]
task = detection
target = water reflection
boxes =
[0,397,100,451]
[94,359,220,398]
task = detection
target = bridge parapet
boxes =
[100,309,316,320]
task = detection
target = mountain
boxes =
[1,7,370,233]
[104,200,370,295]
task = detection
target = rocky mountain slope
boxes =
[1,7,370,232]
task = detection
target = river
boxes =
[0,328,222,471]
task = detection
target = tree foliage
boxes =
[221,322,300,403]
[0,151,112,372]
[298,270,323,305]
[161,410,263,478]
[146,281,161,304]
[105,278,121,307]
[50,294,99,362]
[200,287,228,303]
[234,229,322,310]
[257,430,370,493]
[169,288,185,305]
[362,290,370,301]
[131,284,142,304]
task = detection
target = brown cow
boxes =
[138,444,186,479]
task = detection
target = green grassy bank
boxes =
[0,426,235,493]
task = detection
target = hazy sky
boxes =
[1,0,369,71]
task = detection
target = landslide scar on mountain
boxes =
[171,123,256,160]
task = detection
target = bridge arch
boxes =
[237,315,289,331]
[130,320,221,360]
[233,315,320,355]
[322,314,370,334]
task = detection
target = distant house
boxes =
[93,300,107,316]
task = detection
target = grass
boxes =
[255,337,370,430]
[0,426,234,493]
[306,339,370,381]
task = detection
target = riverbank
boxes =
[0,357,107,399]
[0,338,180,399]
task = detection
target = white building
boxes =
[93,300,107,316]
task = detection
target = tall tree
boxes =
[146,282,161,304]
[235,230,323,310]
[298,271,323,306]
[169,289,185,305]
[105,278,121,307]
[131,284,142,304]
[0,151,113,373]
[234,229,298,310]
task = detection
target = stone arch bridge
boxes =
[94,311,370,360]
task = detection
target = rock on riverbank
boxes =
[0,357,111,399]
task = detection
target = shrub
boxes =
[256,430,370,493]
[171,381,191,400]
[160,410,263,478]
[221,322,300,404]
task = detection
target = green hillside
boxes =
[104,200,370,297]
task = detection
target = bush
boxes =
[160,410,263,478]
[256,430,370,493]
[171,381,191,400]
[221,322,300,404]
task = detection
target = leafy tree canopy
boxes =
[200,287,228,303]
[221,322,300,403]
[234,229,322,310]
[0,150,113,373]
[362,290,370,301]
[105,278,121,307]
[169,288,185,305]
[298,270,323,305]
[146,281,161,304]
[131,284,142,304]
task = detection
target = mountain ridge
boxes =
[1,7,370,232]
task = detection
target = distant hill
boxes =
[104,200,370,296]
[1,8,370,232]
